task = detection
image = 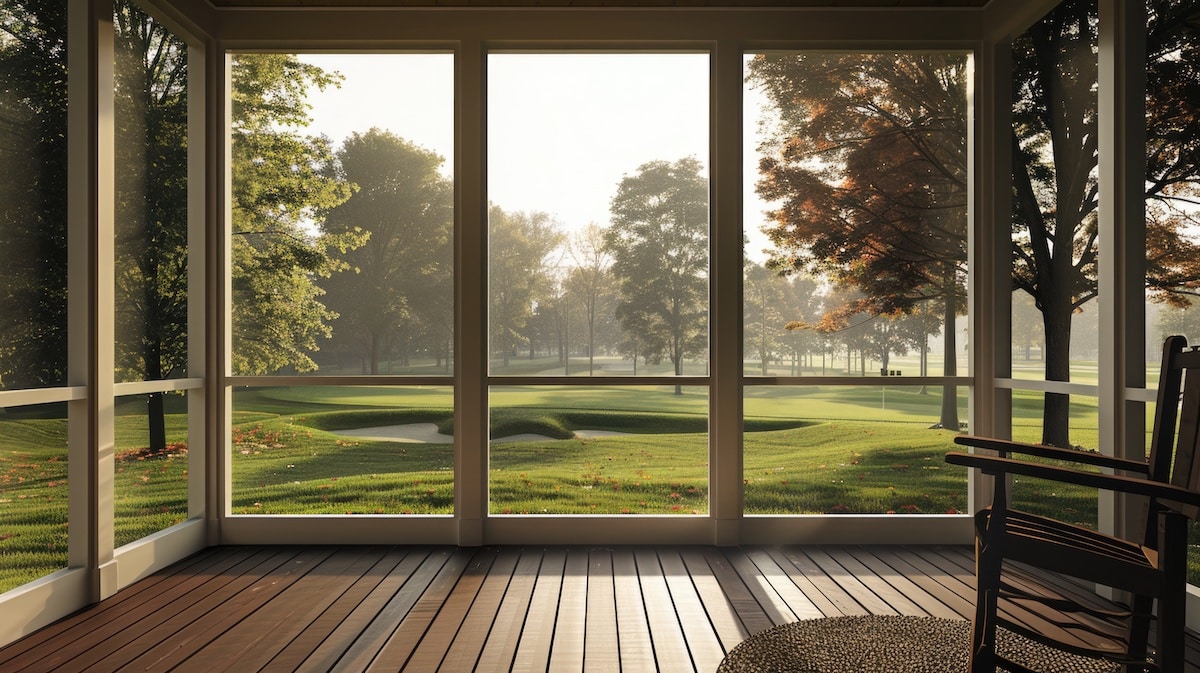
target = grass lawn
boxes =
[2,381,1196,594]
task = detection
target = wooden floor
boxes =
[0,545,1196,672]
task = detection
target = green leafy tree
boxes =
[112,1,188,451]
[749,52,968,429]
[488,206,562,369]
[0,0,68,389]
[604,157,708,391]
[230,54,358,375]
[320,129,452,374]
[744,262,790,376]
[563,223,616,375]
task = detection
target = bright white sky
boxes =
[298,53,775,260]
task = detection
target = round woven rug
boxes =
[716,615,1121,673]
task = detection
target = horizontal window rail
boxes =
[0,386,87,409]
[114,378,204,396]
[746,376,973,387]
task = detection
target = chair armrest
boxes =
[952,435,1150,474]
[945,451,1200,510]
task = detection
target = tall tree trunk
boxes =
[940,294,959,430]
[919,328,929,395]
[148,392,166,452]
[369,332,381,375]
[146,342,167,452]
[1041,299,1073,447]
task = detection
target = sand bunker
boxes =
[329,423,628,444]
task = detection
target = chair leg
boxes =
[970,535,1001,673]
[1158,512,1188,673]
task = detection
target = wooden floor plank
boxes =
[291,548,434,673]
[843,547,962,619]
[327,547,452,673]
[761,547,843,618]
[801,547,899,615]
[778,547,870,616]
[510,548,567,673]
[679,548,751,651]
[364,547,477,672]
[659,549,727,672]
[634,548,696,673]
[825,546,926,615]
[261,547,414,673]
[546,547,589,672]
[583,548,619,673]
[874,547,977,619]
[0,548,267,673]
[438,547,522,673]
[695,547,775,636]
[744,548,825,620]
[0,547,227,670]
[473,548,543,673]
[401,547,499,672]
[175,548,389,673]
[108,548,334,673]
[721,546,799,624]
[611,548,655,672]
[3,544,1199,673]
[68,549,299,673]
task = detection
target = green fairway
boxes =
[1,380,1194,594]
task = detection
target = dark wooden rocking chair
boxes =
[946,335,1200,673]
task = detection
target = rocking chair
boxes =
[946,335,1200,673]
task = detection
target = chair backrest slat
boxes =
[1146,336,1188,487]
[1172,348,1200,520]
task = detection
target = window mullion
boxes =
[711,40,743,543]
[457,39,487,545]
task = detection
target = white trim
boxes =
[0,387,86,408]
[994,378,1101,397]
[219,515,458,545]
[742,515,975,545]
[747,376,973,387]
[229,375,454,386]
[0,569,90,647]
[710,39,743,546]
[114,378,204,396]
[113,519,208,587]
[454,38,487,547]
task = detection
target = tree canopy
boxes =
[749,52,967,428]
[604,157,709,384]
[320,128,453,374]
[749,0,1200,445]
[0,0,68,389]
[229,53,360,376]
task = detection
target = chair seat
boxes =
[977,508,1157,664]
[977,508,1160,591]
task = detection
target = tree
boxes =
[749,53,968,428]
[488,206,562,369]
[320,129,453,374]
[751,2,1200,446]
[112,1,190,452]
[563,223,616,375]
[1009,0,1200,446]
[604,157,708,391]
[744,262,791,376]
[229,54,359,376]
[0,0,69,389]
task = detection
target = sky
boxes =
[297,52,775,260]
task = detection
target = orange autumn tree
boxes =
[750,52,968,430]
